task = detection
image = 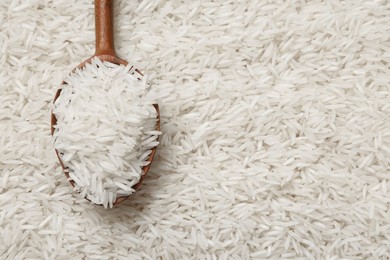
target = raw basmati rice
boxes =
[52,57,159,208]
[1,0,390,258]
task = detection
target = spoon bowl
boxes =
[51,0,160,206]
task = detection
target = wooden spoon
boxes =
[50,0,160,205]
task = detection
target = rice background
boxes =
[1,0,390,259]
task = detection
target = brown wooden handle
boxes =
[95,0,116,56]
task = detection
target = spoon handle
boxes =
[95,0,116,56]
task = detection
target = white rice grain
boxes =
[52,58,160,207]
[1,0,390,259]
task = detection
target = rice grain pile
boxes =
[1,0,390,259]
[52,58,159,208]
